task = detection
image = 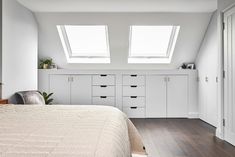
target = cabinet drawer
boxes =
[123,86,145,96]
[123,107,145,118]
[93,85,115,96]
[123,75,145,85]
[123,96,145,107]
[92,96,115,106]
[93,75,115,85]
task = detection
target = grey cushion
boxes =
[15,91,45,105]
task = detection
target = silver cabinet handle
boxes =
[168,77,170,82]
[68,77,74,82]
[205,77,208,82]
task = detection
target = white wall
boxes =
[36,12,211,70]
[196,12,218,126]
[2,0,38,101]
[218,0,235,11]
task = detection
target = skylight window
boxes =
[57,25,110,63]
[129,26,180,63]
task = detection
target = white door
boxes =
[71,75,92,105]
[224,6,235,146]
[146,75,167,118]
[49,75,70,104]
[167,75,188,118]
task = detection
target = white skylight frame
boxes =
[128,25,180,64]
[57,25,110,63]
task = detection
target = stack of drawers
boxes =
[122,75,146,118]
[92,74,116,106]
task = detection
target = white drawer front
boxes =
[123,96,145,107]
[93,85,115,96]
[93,75,115,85]
[92,96,115,106]
[123,86,145,96]
[123,107,145,118]
[123,75,145,85]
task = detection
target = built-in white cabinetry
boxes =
[39,70,198,118]
[49,75,71,104]
[167,75,188,117]
[122,75,146,118]
[146,75,167,118]
[146,75,188,118]
[70,75,92,105]
[92,75,116,106]
[49,75,92,104]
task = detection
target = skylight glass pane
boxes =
[130,26,174,57]
[64,25,109,57]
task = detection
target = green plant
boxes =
[39,58,53,69]
[39,91,54,105]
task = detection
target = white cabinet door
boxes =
[71,75,92,105]
[167,75,188,118]
[198,76,208,121]
[206,76,218,126]
[146,75,167,118]
[49,75,70,104]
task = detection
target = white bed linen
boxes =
[0,105,147,157]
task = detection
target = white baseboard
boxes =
[188,112,199,119]
[216,128,224,140]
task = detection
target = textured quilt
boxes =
[0,105,147,157]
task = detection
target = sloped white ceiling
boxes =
[17,0,217,12]
[36,12,212,69]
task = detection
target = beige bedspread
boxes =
[0,105,147,157]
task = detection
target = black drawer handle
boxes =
[130,96,137,98]
[100,74,107,77]
[130,85,137,88]
[130,107,137,109]
[100,85,107,88]
[131,75,137,77]
[100,96,107,99]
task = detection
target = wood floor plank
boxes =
[131,119,235,157]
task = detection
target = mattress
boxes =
[0,105,147,157]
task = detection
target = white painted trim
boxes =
[225,129,235,146]
[188,112,199,119]
[222,2,235,13]
[216,127,224,140]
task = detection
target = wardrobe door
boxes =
[207,75,218,126]
[71,75,92,105]
[167,75,188,118]
[198,75,208,122]
[146,75,167,118]
[49,75,70,104]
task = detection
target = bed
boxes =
[0,104,147,157]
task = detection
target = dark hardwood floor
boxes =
[131,119,235,157]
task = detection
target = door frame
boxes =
[219,2,235,143]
